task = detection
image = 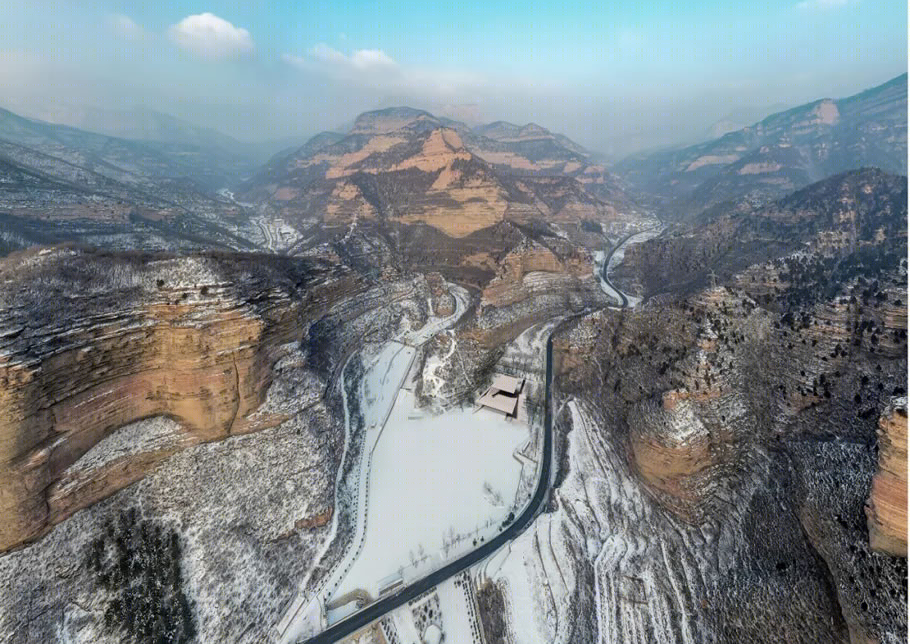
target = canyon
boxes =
[0,74,905,644]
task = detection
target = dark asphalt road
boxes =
[302,233,642,642]
[601,233,633,308]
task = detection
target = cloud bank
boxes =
[309,44,397,70]
[283,44,486,98]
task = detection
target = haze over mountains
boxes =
[618,73,908,217]
[0,72,904,261]
[0,28,906,642]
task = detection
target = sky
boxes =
[0,0,906,156]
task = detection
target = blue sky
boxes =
[0,0,906,154]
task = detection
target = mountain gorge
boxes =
[0,70,905,644]
[487,165,908,644]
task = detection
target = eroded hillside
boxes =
[474,170,908,644]
[0,246,461,641]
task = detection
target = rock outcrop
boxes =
[236,107,635,246]
[866,399,908,556]
[0,245,454,642]
[472,237,607,347]
[0,247,364,552]
[515,277,907,642]
[490,165,907,641]
[613,169,908,299]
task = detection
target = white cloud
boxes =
[283,45,486,98]
[105,13,145,40]
[308,44,397,70]
[168,13,254,61]
[796,0,852,10]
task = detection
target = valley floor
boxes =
[333,390,528,602]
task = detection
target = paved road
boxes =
[601,233,633,308]
[302,315,572,643]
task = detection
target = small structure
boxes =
[477,374,525,418]
[378,572,404,597]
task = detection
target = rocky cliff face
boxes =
[0,247,366,552]
[511,283,907,642]
[467,234,608,349]
[484,169,907,643]
[0,245,455,642]
[866,399,908,556]
[468,120,638,210]
[236,107,637,247]
[613,169,907,299]
[238,123,510,238]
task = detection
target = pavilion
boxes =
[476,374,525,418]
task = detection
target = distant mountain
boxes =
[0,106,257,200]
[0,105,264,193]
[235,107,639,242]
[289,131,346,157]
[330,109,626,196]
[0,106,263,255]
[700,103,791,141]
[0,101,311,180]
[616,74,908,218]
[32,105,241,150]
[472,120,590,160]
[349,106,439,135]
[454,120,646,206]
[612,168,908,297]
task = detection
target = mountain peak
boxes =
[474,121,555,142]
[350,107,439,134]
[518,123,550,138]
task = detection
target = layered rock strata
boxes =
[866,399,908,556]
[0,247,364,552]
[0,246,451,642]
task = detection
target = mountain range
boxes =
[236,106,639,241]
[0,74,905,262]
[616,73,907,218]
[0,67,905,644]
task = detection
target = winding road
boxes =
[601,232,634,308]
[301,232,650,643]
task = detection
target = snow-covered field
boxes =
[480,400,599,644]
[436,574,478,643]
[277,282,475,642]
[331,390,529,601]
